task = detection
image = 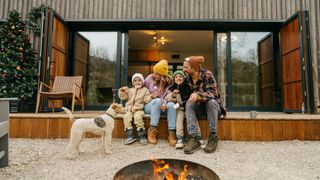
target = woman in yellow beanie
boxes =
[144,60,177,146]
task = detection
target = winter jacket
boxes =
[118,86,153,113]
[144,74,171,104]
[165,81,192,109]
[185,68,226,116]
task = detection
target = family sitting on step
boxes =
[118,56,226,154]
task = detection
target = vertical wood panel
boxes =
[9,118,22,138]
[247,0,252,19]
[257,0,262,19]
[282,120,293,140]
[262,120,273,141]
[242,120,254,141]
[272,120,283,140]
[48,119,60,138]
[232,0,237,19]
[22,118,32,138]
[253,120,263,140]
[8,117,320,140]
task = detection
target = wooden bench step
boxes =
[9,116,320,141]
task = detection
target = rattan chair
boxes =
[35,76,84,113]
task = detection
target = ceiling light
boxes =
[220,35,238,42]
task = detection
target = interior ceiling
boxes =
[129,30,213,52]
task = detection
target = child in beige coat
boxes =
[118,73,155,145]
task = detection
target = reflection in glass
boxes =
[231,32,270,106]
[217,33,228,106]
[79,32,118,106]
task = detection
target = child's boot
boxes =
[137,128,148,145]
[124,129,137,145]
[175,135,185,149]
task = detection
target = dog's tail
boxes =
[61,107,75,122]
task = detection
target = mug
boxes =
[250,111,259,119]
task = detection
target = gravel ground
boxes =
[1,138,320,180]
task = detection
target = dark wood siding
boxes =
[258,34,275,107]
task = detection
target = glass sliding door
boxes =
[216,31,276,110]
[231,32,270,107]
[217,33,228,105]
[78,32,119,108]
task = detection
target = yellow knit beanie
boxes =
[153,59,168,76]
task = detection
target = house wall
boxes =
[1,0,319,111]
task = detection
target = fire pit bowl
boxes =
[114,158,219,180]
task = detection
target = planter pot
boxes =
[10,98,36,113]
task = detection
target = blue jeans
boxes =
[144,98,176,130]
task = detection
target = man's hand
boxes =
[160,103,167,112]
[172,89,179,97]
[188,93,198,103]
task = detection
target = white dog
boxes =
[61,103,123,159]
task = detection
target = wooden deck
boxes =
[9,112,320,141]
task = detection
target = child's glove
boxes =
[173,103,180,109]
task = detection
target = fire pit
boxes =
[114,158,219,180]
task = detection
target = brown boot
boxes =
[168,130,177,146]
[147,126,157,144]
[204,133,218,153]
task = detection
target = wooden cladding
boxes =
[47,13,69,109]
[74,34,89,94]
[9,117,320,141]
[258,34,275,107]
[280,16,303,112]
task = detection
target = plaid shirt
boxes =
[186,68,226,116]
[186,68,220,102]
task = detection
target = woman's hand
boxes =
[151,90,159,98]
[160,103,167,112]
[188,93,198,103]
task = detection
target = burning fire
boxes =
[151,159,188,180]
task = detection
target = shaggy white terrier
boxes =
[62,103,123,159]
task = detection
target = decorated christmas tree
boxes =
[0,10,37,100]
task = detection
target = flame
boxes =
[178,165,188,180]
[151,159,188,180]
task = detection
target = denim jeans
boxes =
[185,99,221,135]
[144,98,176,130]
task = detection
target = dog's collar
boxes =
[106,113,116,119]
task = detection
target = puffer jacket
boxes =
[118,86,153,112]
[165,81,192,109]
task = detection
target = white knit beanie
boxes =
[131,73,144,84]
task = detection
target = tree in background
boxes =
[0,10,37,100]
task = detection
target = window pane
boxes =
[79,32,118,105]
[217,33,228,106]
[231,32,271,107]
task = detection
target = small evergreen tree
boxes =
[0,10,37,99]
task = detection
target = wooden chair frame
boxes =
[35,76,84,113]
